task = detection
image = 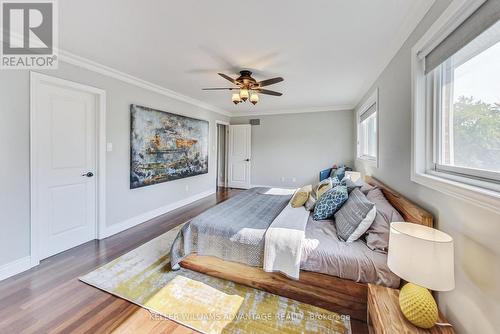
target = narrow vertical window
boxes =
[357,89,378,166]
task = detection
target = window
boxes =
[412,0,500,212]
[357,89,378,166]
[360,112,377,158]
[429,17,500,187]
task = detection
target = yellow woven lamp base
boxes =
[399,283,438,329]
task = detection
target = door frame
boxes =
[215,120,229,188]
[29,72,107,266]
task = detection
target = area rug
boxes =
[80,224,351,334]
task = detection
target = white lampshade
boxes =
[388,222,454,291]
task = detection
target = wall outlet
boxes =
[292,177,296,183]
[281,176,285,182]
[185,185,189,192]
[106,142,113,152]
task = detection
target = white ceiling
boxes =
[59,0,434,115]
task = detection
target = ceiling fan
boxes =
[202,70,283,105]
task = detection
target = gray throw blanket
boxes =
[170,187,293,268]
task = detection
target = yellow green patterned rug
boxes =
[80,224,351,334]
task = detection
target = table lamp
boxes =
[388,222,454,329]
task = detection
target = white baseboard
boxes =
[0,189,216,281]
[99,189,216,239]
[0,256,33,281]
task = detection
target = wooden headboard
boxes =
[365,176,433,228]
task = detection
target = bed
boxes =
[174,176,433,322]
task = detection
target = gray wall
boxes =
[231,110,354,187]
[0,71,31,265]
[355,1,500,333]
[0,62,228,266]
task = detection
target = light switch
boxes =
[106,142,113,152]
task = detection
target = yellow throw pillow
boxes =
[316,180,333,199]
[291,185,312,208]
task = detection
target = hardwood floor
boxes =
[0,187,239,334]
[0,187,367,334]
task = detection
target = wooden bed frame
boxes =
[180,176,433,322]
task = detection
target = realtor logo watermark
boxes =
[1,0,58,69]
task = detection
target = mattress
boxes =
[300,215,401,288]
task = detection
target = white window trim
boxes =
[411,0,500,214]
[357,88,379,168]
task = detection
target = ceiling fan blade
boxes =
[218,73,238,84]
[257,77,284,87]
[202,88,237,90]
[257,89,283,96]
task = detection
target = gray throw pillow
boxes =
[360,182,374,195]
[305,192,317,211]
[342,177,363,193]
[334,188,376,242]
[365,188,404,252]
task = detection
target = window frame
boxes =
[411,0,500,214]
[357,88,379,168]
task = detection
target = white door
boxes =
[32,77,97,259]
[228,124,251,189]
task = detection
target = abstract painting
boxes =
[130,104,209,189]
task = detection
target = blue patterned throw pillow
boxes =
[313,185,348,220]
[331,177,342,187]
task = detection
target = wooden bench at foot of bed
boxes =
[180,254,368,321]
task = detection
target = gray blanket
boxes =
[170,187,292,268]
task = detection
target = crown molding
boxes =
[58,50,231,117]
[1,31,228,116]
[229,104,355,117]
[4,0,433,120]
[58,50,355,118]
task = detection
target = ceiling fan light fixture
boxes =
[232,93,241,104]
[250,93,259,105]
[203,71,283,106]
[239,88,249,101]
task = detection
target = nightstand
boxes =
[367,284,455,334]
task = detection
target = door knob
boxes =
[245,158,250,162]
[82,172,94,177]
